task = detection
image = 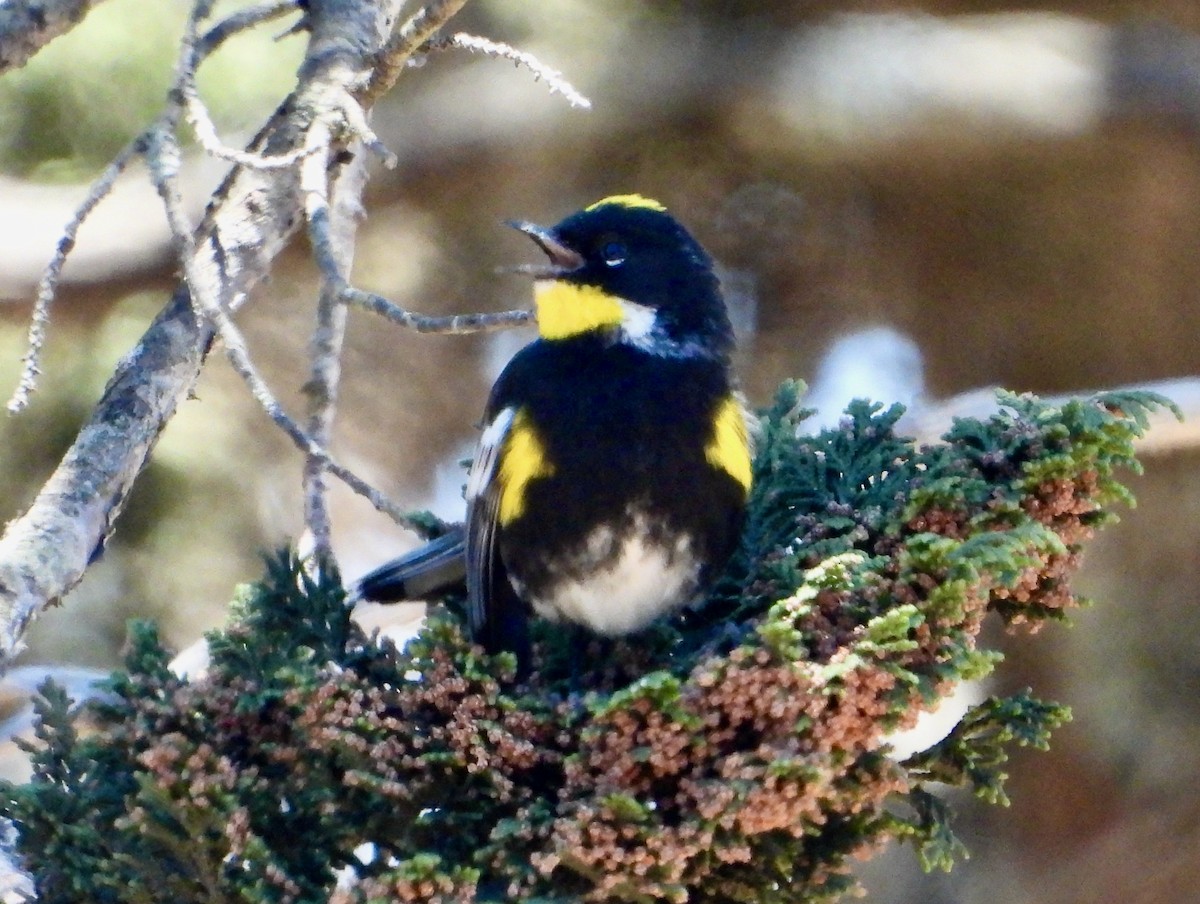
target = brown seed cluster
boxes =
[992,474,1099,624]
[294,647,560,807]
[1023,473,1099,545]
[990,550,1081,625]
[794,588,864,660]
[489,464,1105,895]
[906,505,971,540]
[527,645,912,899]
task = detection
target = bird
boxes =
[355,195,752,673]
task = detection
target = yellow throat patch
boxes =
[534,280,625,341]
[706,397,752,495]
[498,410,555,524]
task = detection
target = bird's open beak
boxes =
[506,221,585,278]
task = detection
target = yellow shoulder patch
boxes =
[498,410,555,524]
[534,280,624,341]
[586,194,667,213]
[706,396,752,495]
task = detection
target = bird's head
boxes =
[509,195,732,358]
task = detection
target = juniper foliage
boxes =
[0,386,1174,903]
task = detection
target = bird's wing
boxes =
[465,406,516,641]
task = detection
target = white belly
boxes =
[524,524,700,636]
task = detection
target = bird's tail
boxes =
[352,527,467,602]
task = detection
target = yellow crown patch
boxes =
[585,194,667,213]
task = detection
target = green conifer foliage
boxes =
[0,386,1175,902]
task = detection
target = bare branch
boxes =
[157,8,413,539]
[0,0,111,74]
[0,0,431,668]
[343,286,533,333]
[427,32,591,109]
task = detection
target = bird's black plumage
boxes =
[355,195,751,675]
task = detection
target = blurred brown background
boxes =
[1,1,1199,901]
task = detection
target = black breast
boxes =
[489,336,746,608]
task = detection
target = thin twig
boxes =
[426,32,591,108]
[299,122,347,560]
[148,0,208,283]
[148,112,416,531]
[6,138,143,413]
[342,286,533,334]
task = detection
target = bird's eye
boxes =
[600,241,627,267]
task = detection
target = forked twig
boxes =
[178,1,314,170]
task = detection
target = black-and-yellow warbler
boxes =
[356,195,752,671]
